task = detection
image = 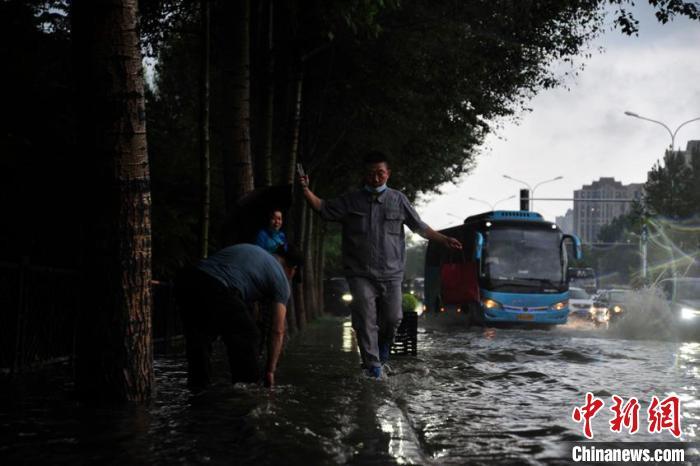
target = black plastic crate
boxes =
[392,311,417,355]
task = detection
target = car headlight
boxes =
[681,307,700,320]
[613,305,623,313]
[341,293,353,302]
[551,300,568,311]
[482,298,502,310]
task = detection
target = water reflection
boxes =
[3,310,700,464]
[376,401,425,464]
[342,321,356,353]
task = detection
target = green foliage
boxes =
[402,292,419,313]
[138,0,700,281]
[305,0,612,200]
[588,149,700,285]
[645,151,698,219]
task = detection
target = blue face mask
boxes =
[364,184,388,193]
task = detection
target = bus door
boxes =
[440,230,480,306]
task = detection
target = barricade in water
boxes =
[392,311,418,355]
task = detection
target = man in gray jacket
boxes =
[300,151,461,378]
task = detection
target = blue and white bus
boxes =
[425,211,582,326]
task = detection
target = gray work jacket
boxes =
[320,188,428,281]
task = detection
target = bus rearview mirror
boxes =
[563,234,582,260]
[474,232,483,261]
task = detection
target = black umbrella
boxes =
[222,184,293,246]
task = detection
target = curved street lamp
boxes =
[623,111,700,283]
[624,111,700,151]
[468,194,516,211]
[502,174,563,210]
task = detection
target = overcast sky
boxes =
[415,3,700,231]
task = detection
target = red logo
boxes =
[572,394,682,439]
[648,395,681,438]
[572,392,605,439]
[609,395,640,434]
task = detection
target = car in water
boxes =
[659,277,700,338]
[593,288,634,323]
[323,277,353,315]
[568,287,594,321]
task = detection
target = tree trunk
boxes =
[293,280,306,330]
[71,0,153,402]
[223,0,254,211]
[285,290,298,336]
[199,0,211,258]
[286,68,303,185]
[303,203,315,318]
[316,221,326,315]
[259,0,274,187]
[292,179,308,330]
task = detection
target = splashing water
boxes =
[607,287,675,341]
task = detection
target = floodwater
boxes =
[2,289,700,465]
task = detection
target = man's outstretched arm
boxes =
[423,226,463,250]
[265,302,287,388]
[299,175,322,212]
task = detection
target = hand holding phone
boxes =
[297,163,309,188]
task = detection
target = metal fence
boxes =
[0,259,182,374]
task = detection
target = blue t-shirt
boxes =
[197,244,290,305]
[255,228,288,254]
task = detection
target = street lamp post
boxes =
[623,111,700,282]
[468,194,516,211]
[502,174,563,210]
[624,111,700,152]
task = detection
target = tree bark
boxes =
[72,0,153,402]
[286,68,303,185]
[316,221,326,315]
[303,202,314,318]
[199,0,211,258]
[292,178,308,329]
[259,0,274,187]
[223,0,254,211]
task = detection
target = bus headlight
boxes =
[612,305,623,313]
[482,298,502,310]
[341,293,353,303]
[681,307,700,320]
[550,300,568,311]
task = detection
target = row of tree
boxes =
[2,0,699,401]
[593,148,700,285]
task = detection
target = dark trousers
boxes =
[175,266,261,389]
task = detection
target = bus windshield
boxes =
[483,227,563,285]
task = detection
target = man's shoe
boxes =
[367,366,382,379]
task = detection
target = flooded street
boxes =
[2,291,700,465]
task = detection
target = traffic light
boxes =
[520,189,530,211]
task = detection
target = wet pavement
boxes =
[2,289,700,465]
